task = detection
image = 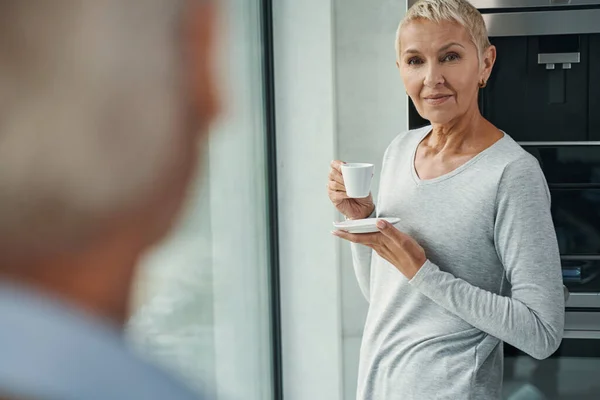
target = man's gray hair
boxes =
[0,1,187,255]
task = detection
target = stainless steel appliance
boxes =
[407,1,600,398]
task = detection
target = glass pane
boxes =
[126,1,274,398]
[523,146,600,185]
[504,340,600,399]
[552,190,600,255]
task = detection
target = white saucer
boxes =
[333,217,400,234]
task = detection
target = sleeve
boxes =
[350,208,377,302]
[348,131,415,303]
[409,155,565,360]
[348,133,398,303]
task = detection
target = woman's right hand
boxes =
[328,160,375,220]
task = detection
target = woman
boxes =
[328,1,565,399]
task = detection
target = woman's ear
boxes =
[481,45,497,83]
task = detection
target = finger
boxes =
[332,230,381,245]
[332,230,367,244]
[328,168,344,185]
[373,246,391,263]
[328,190,349,203]
[376,220,405,244]
[376,242,394,260]
[330,160,345,172]
[328,180,345,192]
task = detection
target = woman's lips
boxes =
[424,95,452,105]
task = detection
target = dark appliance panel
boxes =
[482,35,592,142]
[590,34,600,141]
[524,144,600,292]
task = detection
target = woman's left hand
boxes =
[333,220,427,280]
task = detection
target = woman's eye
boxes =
[442,53,460,62]
[407,57,423,66]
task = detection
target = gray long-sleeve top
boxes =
[351,126,565,400]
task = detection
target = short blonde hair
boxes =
[396,0,490,58]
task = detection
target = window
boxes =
[126,1,276,398]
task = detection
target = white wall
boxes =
[274,1,343,399]
[275,0,408,399]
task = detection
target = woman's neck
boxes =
[427,107,491,154]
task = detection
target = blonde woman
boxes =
[328,1,565,399]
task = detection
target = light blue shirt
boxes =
[0,283,205,400]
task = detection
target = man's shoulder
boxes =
[0,285,205,400]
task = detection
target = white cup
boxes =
[341,163,374,198]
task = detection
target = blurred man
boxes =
[0,1,220,399]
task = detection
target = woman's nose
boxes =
[423,64,444,88]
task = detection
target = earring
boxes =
[479,79,487,89]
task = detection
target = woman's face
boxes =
[397,19,495,125]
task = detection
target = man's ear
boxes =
[186,1,221,124]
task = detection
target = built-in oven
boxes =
[407,0,600,398]
[504,143,600,399]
